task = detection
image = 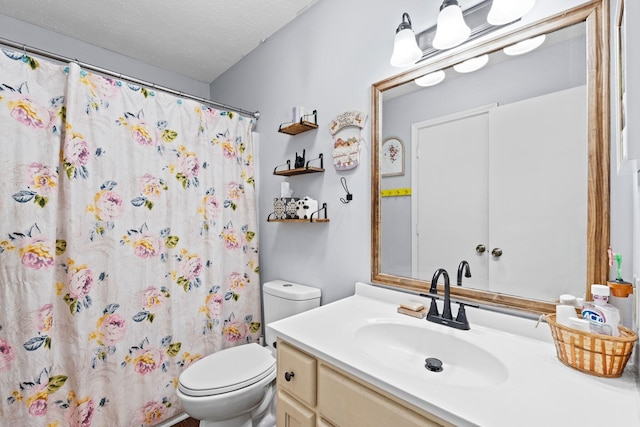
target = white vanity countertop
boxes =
[268,282,640,427]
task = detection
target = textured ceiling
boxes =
[0,0,319,83]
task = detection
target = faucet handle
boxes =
[419,293,440,320]
[457,301,479,309]
[454,302,479,330]
[420,293,441,317]
[455,303,469,326]
[427,298,439,317]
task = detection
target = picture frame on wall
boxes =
[615,0,629,173]
[381,136,405,177]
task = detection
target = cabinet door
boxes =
[318,365,443,427]
[488,85,587,300]
[276,390,315,427]
[413,87,587,300]
[414,108,490,288]
[277,341,317,406]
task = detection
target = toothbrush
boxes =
[615,253,623,281]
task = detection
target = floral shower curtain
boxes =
[0,49,261,426]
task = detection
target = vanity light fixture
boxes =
[415,70,446,87]
[503,34,546,56]
[453,54,489,73]
[390,0,536,66]
[487,0,536,25]
[390,13,423,67]
[432,0,471,50]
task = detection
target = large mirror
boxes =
[371,1,609,313]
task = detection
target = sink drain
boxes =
[424,357,443,372]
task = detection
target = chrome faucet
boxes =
[423,267,477,330]
[457,260,471,286]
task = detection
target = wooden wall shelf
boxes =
[274,166,324,176]
[278,121,318,135]
[274,153,324,176]
[267,202,329,223]
[278,110,318,135]
[267,218,330,223]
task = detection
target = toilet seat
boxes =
[178,343,276,397]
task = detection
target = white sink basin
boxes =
[354,321,509,388]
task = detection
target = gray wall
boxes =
[209,0,605,305]
[0,14,210,98]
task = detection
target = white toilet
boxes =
[176,280,321,427]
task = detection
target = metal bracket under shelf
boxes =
[273,153,324,175]
[267,202,329,223]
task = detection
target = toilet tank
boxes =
[263,279,321,351]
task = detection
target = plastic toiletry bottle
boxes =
[581,284,621,336]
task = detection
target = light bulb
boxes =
[503,34,546,56]
[453,54,489,73]
[433,0,471,50]
[488,0,536,25]
[390,27,423,67]
[390,13,422,67]
[415,70,446,87]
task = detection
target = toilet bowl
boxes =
[176,343,277,427]
[176,280,321,427]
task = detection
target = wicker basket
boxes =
[545,314,638,378]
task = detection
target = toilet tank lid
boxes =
[263,279,321,300]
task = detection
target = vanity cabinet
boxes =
[277,390,316,427]
[277,341,317,407]
[276,341,317,426]
[276,339,451,427]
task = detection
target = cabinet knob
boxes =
[284,371,295,382]
[475,244,486,253]
[491,248,503,258]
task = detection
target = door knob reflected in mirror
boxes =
[491,248,503,258]
[475,244,486,254]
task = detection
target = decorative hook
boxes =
[340,177,353,204]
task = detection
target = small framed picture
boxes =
[381,136,405,177]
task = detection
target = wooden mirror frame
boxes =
[371,1,610,314]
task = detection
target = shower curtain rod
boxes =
[0,37,260,120]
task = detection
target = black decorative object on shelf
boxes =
[294,150,306,168]
[272,197,300,220]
